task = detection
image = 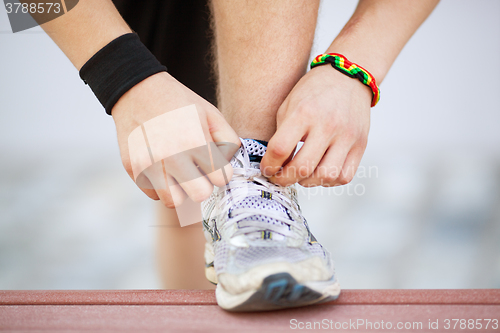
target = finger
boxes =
[141,160,188,208]
[142,161,178,208]
[133,172,160,200]
[298,144,350,187]
[195,142,234,187]
[205,107,241,158]
[336,145,366,186]
[201,107,239,185]
[140,188,160,201]
[162,172,187,208]
[205,163,233,188]
[165,156,214,203]
[213,141,240,166]
[178,172,214,203]
[120,152,160,200]
[261,117,307,177]
[269,134,329,186]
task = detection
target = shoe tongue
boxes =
[231,139,267,169]
[242,139,267,162]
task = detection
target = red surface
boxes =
[2,289,498,305]
[1,290,499,332]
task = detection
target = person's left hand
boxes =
[260,64,372,187]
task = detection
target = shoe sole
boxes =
[216,272,340,312]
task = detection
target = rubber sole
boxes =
[218,273,340,312]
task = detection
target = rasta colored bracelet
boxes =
[310,53,380,107]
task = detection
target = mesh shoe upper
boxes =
[202,139,334,279]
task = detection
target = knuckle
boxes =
[317,166,340,181]
[163,155,182,170]
[342,127,360,143]
[296,99,318,115]
[323,119,339,133]
[297,165,313,179]
[337,174,354,185]
[269,144,289,159]
[315,167,329,180]
[296,104,312,118]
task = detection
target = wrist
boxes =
[310,53,380,107]
[111,72,175,121]
[324,43,388,85]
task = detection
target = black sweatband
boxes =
[79,33,167,115]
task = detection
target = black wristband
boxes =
[79,33,167,115]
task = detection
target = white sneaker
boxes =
[202,139,340,311]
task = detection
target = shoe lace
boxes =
[213,144,305,240]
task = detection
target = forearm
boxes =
[40,0,131,69]
[327,0,439,83]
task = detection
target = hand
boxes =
[112,72,240,208]
[261,65,371,187]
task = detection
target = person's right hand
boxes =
[112,72,240,208]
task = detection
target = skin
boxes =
[39,0,439,288]
[261,0,441,187]
[211,0,320,141]
[41,0,240,209]
[156,206,215,289]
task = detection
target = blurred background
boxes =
[0,0,499,290]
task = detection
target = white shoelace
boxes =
[212,144,305,240]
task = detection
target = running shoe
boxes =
[201,138,340,311]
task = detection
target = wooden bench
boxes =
[1,289,499,332]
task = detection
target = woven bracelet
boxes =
[310,53,380,107]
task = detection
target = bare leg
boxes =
[212,0,320,140]
[157,0,319,289]
[156,204,215,289]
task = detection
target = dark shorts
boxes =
[113,0,217,106]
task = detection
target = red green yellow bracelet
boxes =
[311,53,380,107]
